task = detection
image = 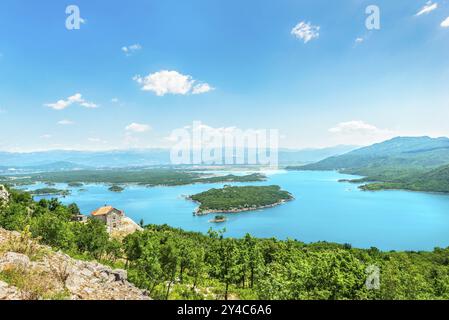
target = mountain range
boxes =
[0,145,357,171]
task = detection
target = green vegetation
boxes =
[356,164,449,193]
[190,185,293,214]
[288,137,449,193]
[108,185,125,192]
[0,169,266,187]
[2,186,449,300]
[30,188,70,196]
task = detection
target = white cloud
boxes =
[45,93,98,110]
[111,98,119,103]
[329,120,379,134]
[57,119,74,125]
[45,99,71,110]
[416,1,438,16]
[133,70,213,96]
[328,120,395,146]
[67,93,83,103]
[40,134,52,139]
[291,21,320,43]
[192,83,214,95]
[355,37,364,44]
[80,101,98,108]
[122,44,142,55]
[441,16,449,27]
[125,122,151,133]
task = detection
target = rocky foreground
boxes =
[0,228,150,300]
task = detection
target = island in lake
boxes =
[189,185,294,215]
[30,188,70,196]
[108,185,125,192]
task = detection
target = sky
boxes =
[0,0,449,152]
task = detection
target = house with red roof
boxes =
[91,205,124,233]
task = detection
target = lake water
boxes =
[22,170,449,251]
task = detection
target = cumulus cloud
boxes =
[328,120,395,146]
[291,21,320,43]
[416,1,438,16]
[133,70,213,96]
[355,37,364,44]
[57,119,74,125]
[45,93,98,110]
[125,122,151,133]
[122,44,142,55]
[441,16,449,27]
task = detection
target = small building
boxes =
[91,206,124,233]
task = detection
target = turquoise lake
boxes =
[23,170,449,251]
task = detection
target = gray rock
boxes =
[112,269,127,282]
[0,252,30,271]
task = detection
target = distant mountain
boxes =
[278,145,358,164]
[0,145,356,169]
[294,137,449,173]
[0,161,92,174]
[0,149,171,168]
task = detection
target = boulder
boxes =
[0,252,30,271]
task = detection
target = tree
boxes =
[30,211,74,250]
[71,218,110,259]
[160,239,180,300]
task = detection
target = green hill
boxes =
[288,136,449,193]
[292,136,449,174]
[361,164,449,193]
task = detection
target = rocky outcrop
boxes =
[110,217,143,239]
[0,228,150,300]
[0,281,23,300]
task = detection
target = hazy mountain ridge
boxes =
[0,145,357,169]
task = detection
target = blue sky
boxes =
[0,0,449,151]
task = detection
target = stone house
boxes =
[91,206,124,233]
